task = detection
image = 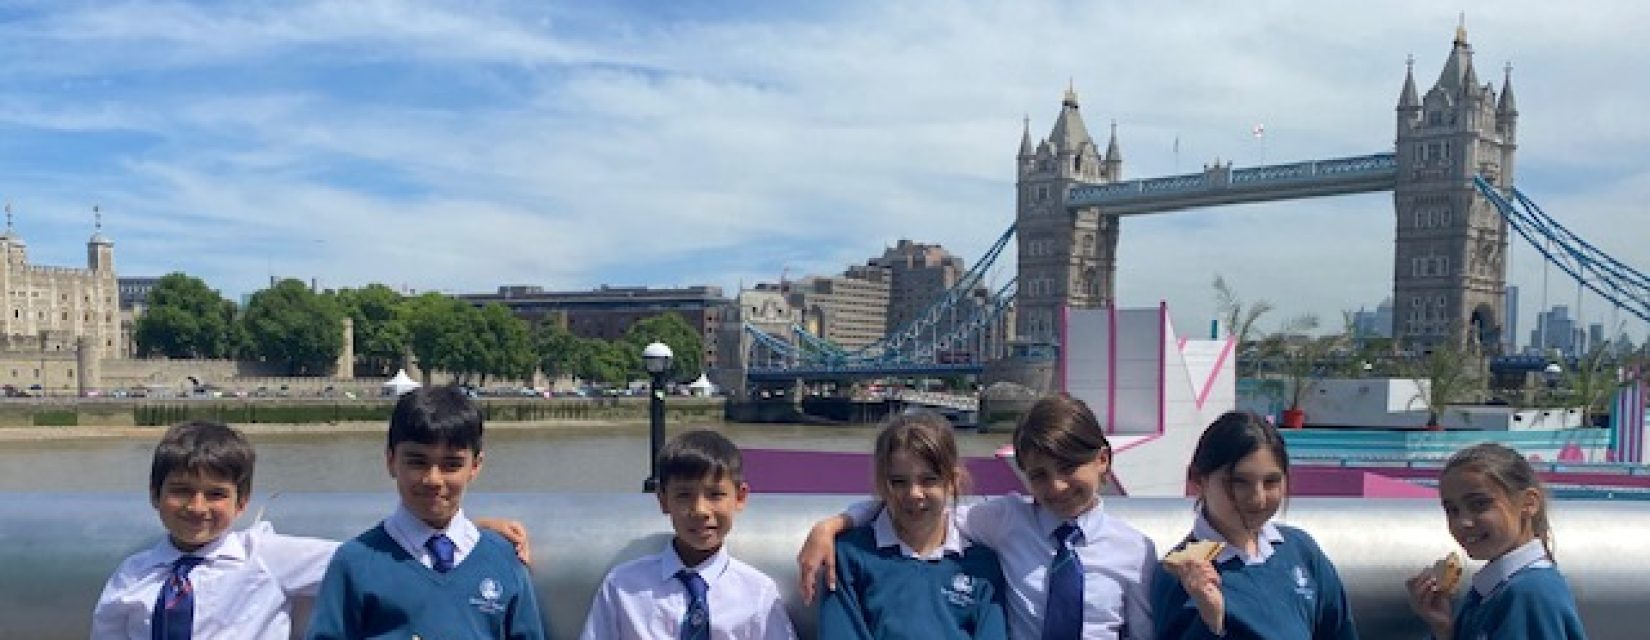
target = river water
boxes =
[0,421,1013,493]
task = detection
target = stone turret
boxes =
[1391,21,1515,352]
[1014,86,1120,345]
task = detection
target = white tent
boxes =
[687,373,716,397]
[383,369,422,396]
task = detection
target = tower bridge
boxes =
[740,25,1649,389]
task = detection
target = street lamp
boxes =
[1542,362,1563,405]
[641,342,674,492]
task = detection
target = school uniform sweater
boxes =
[1451,540,1586,640]
[304,524,546,640]
[1151,525,1356,640]
[818,515,1008,640]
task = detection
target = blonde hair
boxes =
[873,412,968,506]
[1442,442,1556,559]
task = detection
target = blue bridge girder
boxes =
[1068,152,1398,215]
[746,362,985,382]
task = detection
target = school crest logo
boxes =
[1292,566,1315,601]
[943,572,977,607]
[471,577,507,614]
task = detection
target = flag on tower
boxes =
[1252,124,1266,138]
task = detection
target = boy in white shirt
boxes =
[90,420,336,639]
[580,429,796,639]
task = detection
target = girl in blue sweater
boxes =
[1405,442,1587,639]
[817,412,1008,639]
[1153,411,1357,639]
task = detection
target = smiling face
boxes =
[878,449,955,540]
[386,441,483,529]
[152,469,248,552]
[1439,467,1539,561]
[1196,447,1286,540]
[657,472,748,567]
[1020,448,1110,520]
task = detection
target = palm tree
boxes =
[1403,341,1487,430]
[1213,275,1274,378]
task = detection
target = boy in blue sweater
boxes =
[306,385,546,639]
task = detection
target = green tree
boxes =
[533,321,580,379]
[336,284,409,376]
[571,337,631,388]
[402,293,482,384]
[476,303,534,385]
[133,273,238,358]
[242,279,345,375]
[621,313,705,381]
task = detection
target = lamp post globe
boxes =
[642,342,674,492]
[643,342,674,374]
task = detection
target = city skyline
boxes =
[2,1,1647,341]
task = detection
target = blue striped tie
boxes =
[1043,522,1083,640]
[151,556,204,640]
[677,569,710,640]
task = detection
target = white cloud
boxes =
[1,0,1647,344]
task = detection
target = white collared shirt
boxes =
[1470,539,1552,599]
[579,541,797,640]
[870,508,968,561]
[90,521,339,640]
[849,495,1156,639]
[382,505,481,570]
[1189,509,1286,566]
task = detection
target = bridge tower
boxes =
[1015,88,1121,345]
[1392,23,1517,352]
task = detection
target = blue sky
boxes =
[2,0,1647,344]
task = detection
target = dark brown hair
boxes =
[150,420,255,503]
[658,429,744,489]
[1012,392,1111,469]
[874,412,968,505]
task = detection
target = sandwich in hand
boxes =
[1162,540,1226,566]
[1430,551,1463,594]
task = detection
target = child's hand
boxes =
[797,519,845,603]
[1405,569,1453,638]
[1163,556,1224,634]
[476,518,533,566]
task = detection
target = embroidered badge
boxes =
[1292,566,1315,601]
[471,577,507,614]
[943,572,977,607]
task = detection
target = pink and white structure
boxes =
[1061,302,1236,496]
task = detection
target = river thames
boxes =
[0,421,1014,493]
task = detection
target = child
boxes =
[1153,411,1357,639]
[818,412,1008,639]
[306,385,546,639]
[801,392,1157,639]
[1404,442,1587,639]
[90,420,339,639]
[579,429,796,639]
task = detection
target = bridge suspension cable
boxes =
[742,223,1019,374]
[1474,176,1650,325]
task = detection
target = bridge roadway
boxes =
[1068,152,1399,215]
